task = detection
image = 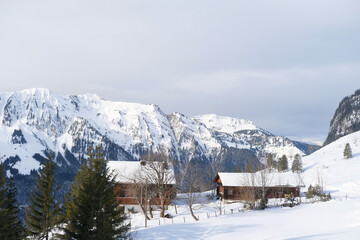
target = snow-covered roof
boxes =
[217,171,302,187]
[108,160,176,185]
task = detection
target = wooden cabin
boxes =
[108,161,176,212]
[214,172,301,201]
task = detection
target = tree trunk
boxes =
[46,214,49,240]
[140,203,150,220]
[189,206,199,221]
[160,194,165,218]
[149,203,153,218]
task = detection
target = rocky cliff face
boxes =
[324,89,360,146]
[0,88,319,203]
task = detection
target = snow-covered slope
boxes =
[134,130,360,240]
[302,130,360,197]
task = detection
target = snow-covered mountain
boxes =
[0,88,318,174]
[324,89,360,146]
[0,88,319,203]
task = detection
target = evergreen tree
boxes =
[278,155,288,172]
[291,154,303,173]
[266,154,274,168]
[61,146,129,240]
[0,163,8,239]
[4,178,24,240]
[0,164,23,240]
[344,143,352,159]
[26,155,61,240]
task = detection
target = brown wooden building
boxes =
[108,161,176,212]
[214,172,301,201]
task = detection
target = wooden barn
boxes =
[108,160,176,212]
[214,172,302,201]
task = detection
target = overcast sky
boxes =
[0,0,359,144]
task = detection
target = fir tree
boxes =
[4,178,24,240]
[291,154,303,173]
[61,146,129,240]
[344,143,352,159]
[278,155,288,172]
[0,163,8,239]
[266,154,274,168]
[26,155,61,240]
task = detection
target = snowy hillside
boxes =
[302,130,360,197]
[133,131,360,240]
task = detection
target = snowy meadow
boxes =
[130,132,360,240]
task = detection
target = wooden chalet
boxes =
[214,172,301,201]
[108,161,176,212]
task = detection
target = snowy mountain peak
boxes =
[0,89,319,178]
[194,114,258,134]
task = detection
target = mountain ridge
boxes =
[324,89,360,146]
[0,88,320,204]
[0,88,319,172]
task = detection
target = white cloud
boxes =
[0,0,359,141]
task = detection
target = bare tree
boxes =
[257,167,274,209]
[316,166,326,195]
[296,171,304,204]
[125,176,151,220]
[115,166,151,221]
[179,160,206,221]
[241,172,257,209]
[141,152,176,218]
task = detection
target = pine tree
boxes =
[0,164,23,240]
[291,154,303,173]
[278,155,288,172]
[266,154,274,168]
[344,143,352,159]
[0,163,8,239]
[26,155,61,240]
[61,146,129,240]
[4,178,24,240]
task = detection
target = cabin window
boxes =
[227,188,233,195]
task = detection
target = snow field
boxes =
[132,132,360,239]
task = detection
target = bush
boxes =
[306,185,331,202]
[306,185,322,199]
[259,197,268,210]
